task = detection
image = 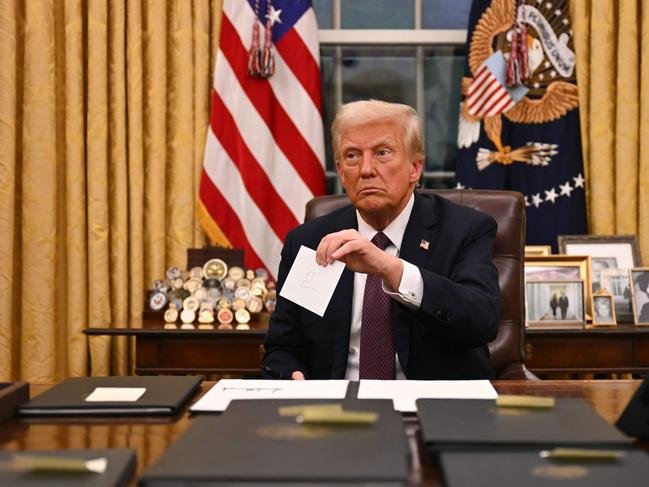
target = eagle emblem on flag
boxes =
[458,0,579,171]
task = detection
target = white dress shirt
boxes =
[345,193,424,380]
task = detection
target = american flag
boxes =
[198,0,326,278]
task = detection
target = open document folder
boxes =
[190,379,350,413]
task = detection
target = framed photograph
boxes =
[600,268,634,323]
[525,280,585,329]
[525,255,592,318]
[591,289,617,327]
[525,245,552,257]
[558,235,642,290]
[630,268,649,326]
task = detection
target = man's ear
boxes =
[410,159,423,184]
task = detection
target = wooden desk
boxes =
[526,323,649,375]
[84,328,266,375]
[0,380,643,486]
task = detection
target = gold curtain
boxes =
[0,0,224,381]
[571,0,649,264]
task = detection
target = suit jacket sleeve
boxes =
[262,230,310,378]
[417,212,500,347]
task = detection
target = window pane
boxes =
[320,47,336,175]
[313,0,333,29]
[341,47,417,106]
[341,0,414,29]
[422,0,472,29]
[424,46,465,173]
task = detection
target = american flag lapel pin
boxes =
[420,239,429,250]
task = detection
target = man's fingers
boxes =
[292,371,305,380]
[316,230,363,265]
[331,239,365,260]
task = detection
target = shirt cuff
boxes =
[382,259,423,309]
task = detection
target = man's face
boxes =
[336,119,422,222]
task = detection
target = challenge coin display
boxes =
[150,291,168,311]
[203,258,228,281]
[150,261,275,330]
[217,308,234,329]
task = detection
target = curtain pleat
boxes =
[0,0,18,380]
[21,0,58,380]
[573,0,649,264]
[0,0,218,380]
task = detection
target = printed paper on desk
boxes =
[85,387,146,402]
[279,246,345,317]
[190,379,349,413]
[358,380,498,413]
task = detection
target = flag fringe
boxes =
[196,198,233,248]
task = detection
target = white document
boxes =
[190,379,349,413]
[279,245,345,317]
[357,380,498,413]
[85,387,146,402]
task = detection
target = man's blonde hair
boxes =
[331,99,425,162]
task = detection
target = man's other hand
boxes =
[292,371,305,380]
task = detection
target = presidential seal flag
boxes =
[198,0,326,278]
[456,0,587,247]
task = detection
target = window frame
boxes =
[317,0,468,192]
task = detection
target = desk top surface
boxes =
[0,380,643,486]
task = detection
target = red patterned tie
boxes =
[359,232,395,380]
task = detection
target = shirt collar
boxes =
[356,192,415,253]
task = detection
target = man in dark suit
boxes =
[262,100,501,380]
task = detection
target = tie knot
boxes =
[371,232,391,250]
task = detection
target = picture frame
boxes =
[630,268,649,327]
[591,289,617,328]
[525,255,592,318]
[599,268,634,323]
[557,235,642,291]
[525,280,585,329]
[525,245,552,257]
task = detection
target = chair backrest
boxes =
[304,189,528,379]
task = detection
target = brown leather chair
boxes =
[304,189,536,380]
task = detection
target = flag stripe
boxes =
[219,15,325,194]
[468,76,498,112]
[479,89,510,116]
[467,78,498,112]
[293,8,320,67]
[466,67,490,103]
[214,50,314,221]
[223,1,325,167]
[199,0,325,278]
[210,90,300,240]
[275,29,322,113]
[485,93,515,116]
[471,80,502,115]
[199,172,266,271]
[203,130,283,273]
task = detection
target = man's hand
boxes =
[292,371,305,380]
[315,229,404,291]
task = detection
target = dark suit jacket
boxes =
[262,192,501,380]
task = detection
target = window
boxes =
[314,0,471,193]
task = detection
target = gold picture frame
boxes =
[590,288,617,328]
[525,245,552,257]
[630,268,649,327]
[525,279,585,329]
[525,255,592,319]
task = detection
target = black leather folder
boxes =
[139,399,409,485]
[17,376,201,416]
[0,448,136,487]
[439,449,649,487]
[416,398,632,452]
